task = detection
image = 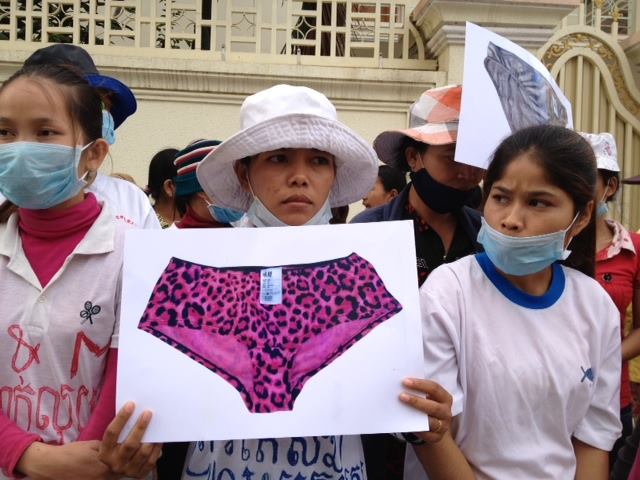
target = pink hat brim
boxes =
[373,124,458,171]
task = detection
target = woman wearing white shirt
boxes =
[184,84,451,479]
[401,125,622,479]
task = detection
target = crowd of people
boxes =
[0,43,638,480]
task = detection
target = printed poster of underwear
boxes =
[138,252,403,414]
[484,41,568,132]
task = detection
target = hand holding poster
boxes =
[455,22,573,169]
[117,221,425,442]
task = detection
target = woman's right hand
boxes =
[16,440,110,480]
[98,401,163,479]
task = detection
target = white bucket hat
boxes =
[197,84,379,211]
[580,132,620,172]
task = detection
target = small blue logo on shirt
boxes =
[581,366,594,383]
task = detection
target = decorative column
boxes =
[411,0,580,84]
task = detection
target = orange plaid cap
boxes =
[374,85,461,171]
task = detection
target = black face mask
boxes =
[409,168,475,214]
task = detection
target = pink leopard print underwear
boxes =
[138,253,402,413]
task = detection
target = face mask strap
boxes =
[82,139,96,152]
[77,140,98,182]
[203,193,220,213]
[568,211,581,230]
[246,173,256,199]
[600,179,614,204]
[245,169,275,210]
[243,162,260,200]
[563,210,584,249]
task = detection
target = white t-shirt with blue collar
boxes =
[405,253,622,480]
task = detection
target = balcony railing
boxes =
[585,0,634,35]
[0,0,435,70]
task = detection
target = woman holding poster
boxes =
[0,63,159,478]
[182,84,452,479]
[402,125,622,479]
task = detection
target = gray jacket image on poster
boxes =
[484,41,568,132]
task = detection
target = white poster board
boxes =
[117,221,425,442]
[455,22,573,169]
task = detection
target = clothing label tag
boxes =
[260,267,282,305]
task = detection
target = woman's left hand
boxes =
[399,378,453,444]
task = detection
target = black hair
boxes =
[330,205,349,224]
[399,136,429,171]
[484,125,597,277]
[147,147,187,216]
[147,148,179,202]
[377,165,407,193]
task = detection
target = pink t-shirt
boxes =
[595,221,640,409]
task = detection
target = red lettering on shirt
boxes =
[75,384,100,432]
[115,214,135,225]
[70,331,110,379]
[13,381,36,431]
[2,380,100,443]
[8,325,41,374]
[36,384,74,443]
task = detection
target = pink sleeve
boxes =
[0,414,40,478]
[0,349,117,477]
[78,348,117,441]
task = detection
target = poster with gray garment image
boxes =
[455,22,572,170]
[484,41,568,132]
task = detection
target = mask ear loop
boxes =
[600,179,612,204]
[77,140,98,183]
[80,140,96,153]
[596,178,616,220]
[606,178,622,218]
[199,191,215,212]
[245,170,258,200]
[564,210,585,250]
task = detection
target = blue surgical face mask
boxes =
[596,182,612,218]
[207,203,244,224]
[596,201,608,218]
[246,195,287,228]
[0,141,92,209]
[477,214,579,276]
[102,110,116,145]
[246,196,333,228]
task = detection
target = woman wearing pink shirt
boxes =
[583,132,640,477]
